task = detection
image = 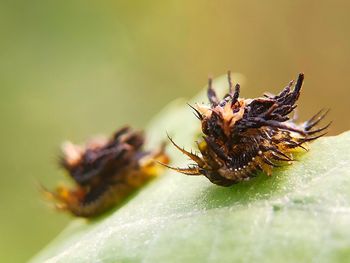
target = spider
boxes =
[43,127,168,217]
[166,72,330,186]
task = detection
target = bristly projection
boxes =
[43,127,169,217]
[166,72,331,186]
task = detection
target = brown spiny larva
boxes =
[43,127,169,217]
[166,72,330,186]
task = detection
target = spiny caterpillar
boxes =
[166,72,330,186]
[43,127,168,217]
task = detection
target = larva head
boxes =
[60,136,108,178]
[193,72,246,143]
[60,127,144,186]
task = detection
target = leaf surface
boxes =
[30,76,350,263]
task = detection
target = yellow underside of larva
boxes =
[219,143,305,181]
[167,127,308,185]
[208,129,307,181]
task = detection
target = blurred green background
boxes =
[0,0,349,262]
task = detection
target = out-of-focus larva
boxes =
[43,127,169,217]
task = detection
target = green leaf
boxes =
[30,75,350,263]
